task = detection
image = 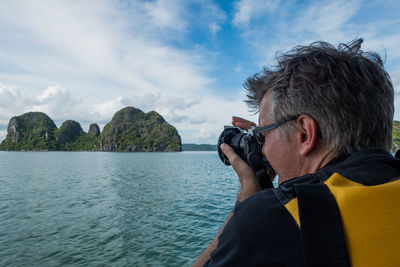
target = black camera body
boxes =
[217,126,273,189]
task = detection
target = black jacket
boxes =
[204,149,400,266]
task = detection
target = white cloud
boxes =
[0,0,231,142]
[203,2,226,36]
[293,0,361,39]
[0,0,213,99]
[190,115,208,124]
[249,1,362,65]
[362,33,400,65]
[234,0,400,125]
[0,84,84,125]
[0,83,34,125]
[195,128,215,140]
[173,90,258,143]
[89,97,127,122]
[0,83,256,144]
[233,0,280,26]
[234,1,399,81]
[3,1,397,144]
[0,130,6,142]
[231,0,400,124]
[209,22,221,36]
[393,71,400,93]
[144,0,187,32]
[88,92,196,125]
[234,64,242,73]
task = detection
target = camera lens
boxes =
[217,127,244,165]
[217,126,273,189]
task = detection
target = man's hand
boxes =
[193,143,260,267]
[193,116,260,267]
[232,116,256,131]
[231,116,277,185]
[220,143,261,202]
[225,116,262,201]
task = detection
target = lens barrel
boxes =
[217,126,245,165]
[217,126,273,189]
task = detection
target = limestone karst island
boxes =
[2,107,400,152]
[0,107,182,152]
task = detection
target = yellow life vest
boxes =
[285,173,400,266]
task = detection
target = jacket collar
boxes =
[276,149,400,203]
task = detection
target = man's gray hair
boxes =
[245,39,394,155]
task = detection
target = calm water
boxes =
[0,151,240,266]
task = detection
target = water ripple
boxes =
[0,151,238,266]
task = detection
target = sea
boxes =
[0,151,240,266]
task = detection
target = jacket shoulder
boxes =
[230,190,305,266]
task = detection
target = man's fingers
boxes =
[232,116,256,131]
[232,116,255,124]
[220,143,239,164]
[233,121,252,131]
[220,143,261,201]
[220,143,254,177]
[220,144,245,169]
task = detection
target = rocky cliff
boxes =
[99,107,181,152]
[88,123,100,137]
[0,107,182,152]
[57,120,84,144]
[0,112,58,150]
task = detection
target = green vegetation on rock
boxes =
[56,120,99,151]
[0,107,182,152]
[58,133,100,151]
[88,123,100,137]
[391,120,400,152]
[57,120,83,144]
[0,112,58,150]
[4,111,398,153]
[99,107,181,152]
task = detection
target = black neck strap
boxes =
[294,183,350,267]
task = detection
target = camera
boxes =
[217,126,273,189]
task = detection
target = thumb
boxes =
[220,143,238,164]
[220,143,261,201]
[220,143,256,181]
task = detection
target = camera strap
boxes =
[294,183,350,267]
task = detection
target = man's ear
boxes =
[296,115,319,156]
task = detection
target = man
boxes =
[194,39,400,266]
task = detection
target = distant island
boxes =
[182,144,217,151]
[0,107,182,152]
[3,108,398,152]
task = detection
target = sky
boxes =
[0,0,399,144]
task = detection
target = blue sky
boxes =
[0,0,399,144]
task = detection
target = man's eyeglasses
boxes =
[249,115,300,145]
